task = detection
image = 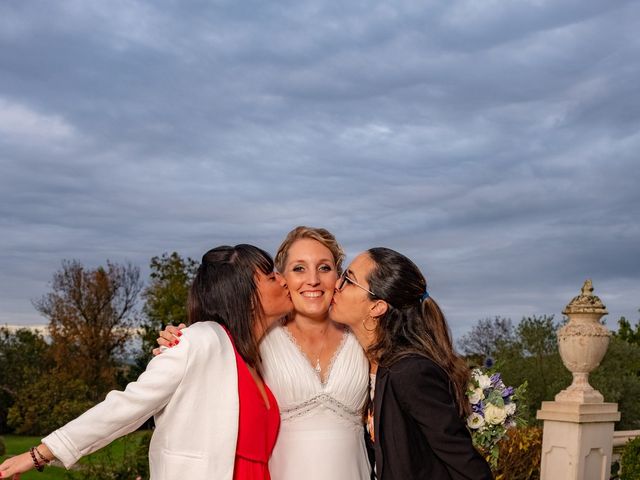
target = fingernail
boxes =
[174,339,180,345]
[177,332,182,337]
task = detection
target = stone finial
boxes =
[556,279,610,404]
[562,279,608,316]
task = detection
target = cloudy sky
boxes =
[1,0,639,339]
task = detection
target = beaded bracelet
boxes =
[29,447,45,472]
[34,446,51,465]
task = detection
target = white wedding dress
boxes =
[261,325,371,480]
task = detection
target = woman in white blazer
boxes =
[0,244,292,480]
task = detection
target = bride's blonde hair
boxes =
[274,226,345,274]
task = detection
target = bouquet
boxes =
[466,369,526,468]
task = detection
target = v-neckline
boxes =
[282,325,349,385]
[241,358,272,410]
[225,326,272,410]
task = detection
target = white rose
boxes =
[467,413,485,430]
[468,387,484,405]
[477,374,492,390]
[505,403,517,416]
[484,404,508,425]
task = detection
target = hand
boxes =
[152,323,186,356]
[0,450,36,479]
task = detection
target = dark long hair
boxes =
[188,244,273,368]
[365,247,471,418]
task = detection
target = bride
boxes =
[262,227,370,479]
[158,227,371,479]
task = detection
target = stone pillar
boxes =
[537,280,620,480]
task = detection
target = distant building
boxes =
[1,323,49,335]
[1,323,144,364]
[1,324,143,335]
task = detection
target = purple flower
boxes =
[472,401,485,414]
[484,357,494,369]
[490,373,505,390]
[502,386,515,398]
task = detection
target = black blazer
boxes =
[372,355,493,480]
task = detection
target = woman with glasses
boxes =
[157,227,371,480]
[0,244,293,480]
[330,247,493,480]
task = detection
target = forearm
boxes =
[0,443,55,478]
[36,443,54,462]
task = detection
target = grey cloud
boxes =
[1,0,638,335]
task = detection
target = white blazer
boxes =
[42,322,240,480]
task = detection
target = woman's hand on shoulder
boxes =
[152,323,186,356]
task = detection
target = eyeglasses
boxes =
[337,271,376,297]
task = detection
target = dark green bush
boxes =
[0,436,6,457]
[621,436,640,480]
[7,373,94,435]
[66,431,152,480]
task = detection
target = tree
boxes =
[591,336,640,430]
[495,315,570,423]
[457,316,516,360]
[614,310,640,345]
[0,328,51,433]
[517,314,562,390]
[133,252,198,375]
[33,260,142,402]
[7,370,94,434]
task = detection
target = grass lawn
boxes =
[1,435,66,479]
[1,431,151,480]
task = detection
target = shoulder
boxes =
[259,324,293,365]
[388,354,445,375]
[262,323,286,342]
[182,320,224,337]
[180,322,231,353]
[384,355,457,416]
[342,329,368,359]
[386,355,449,389]
[260,324,287,351]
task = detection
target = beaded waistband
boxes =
[280,393,361,425]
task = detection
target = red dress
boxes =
[232,341,280,480]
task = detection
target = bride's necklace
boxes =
[299,324,328,375]
[314,338,326,374]
[289,322,330,376]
